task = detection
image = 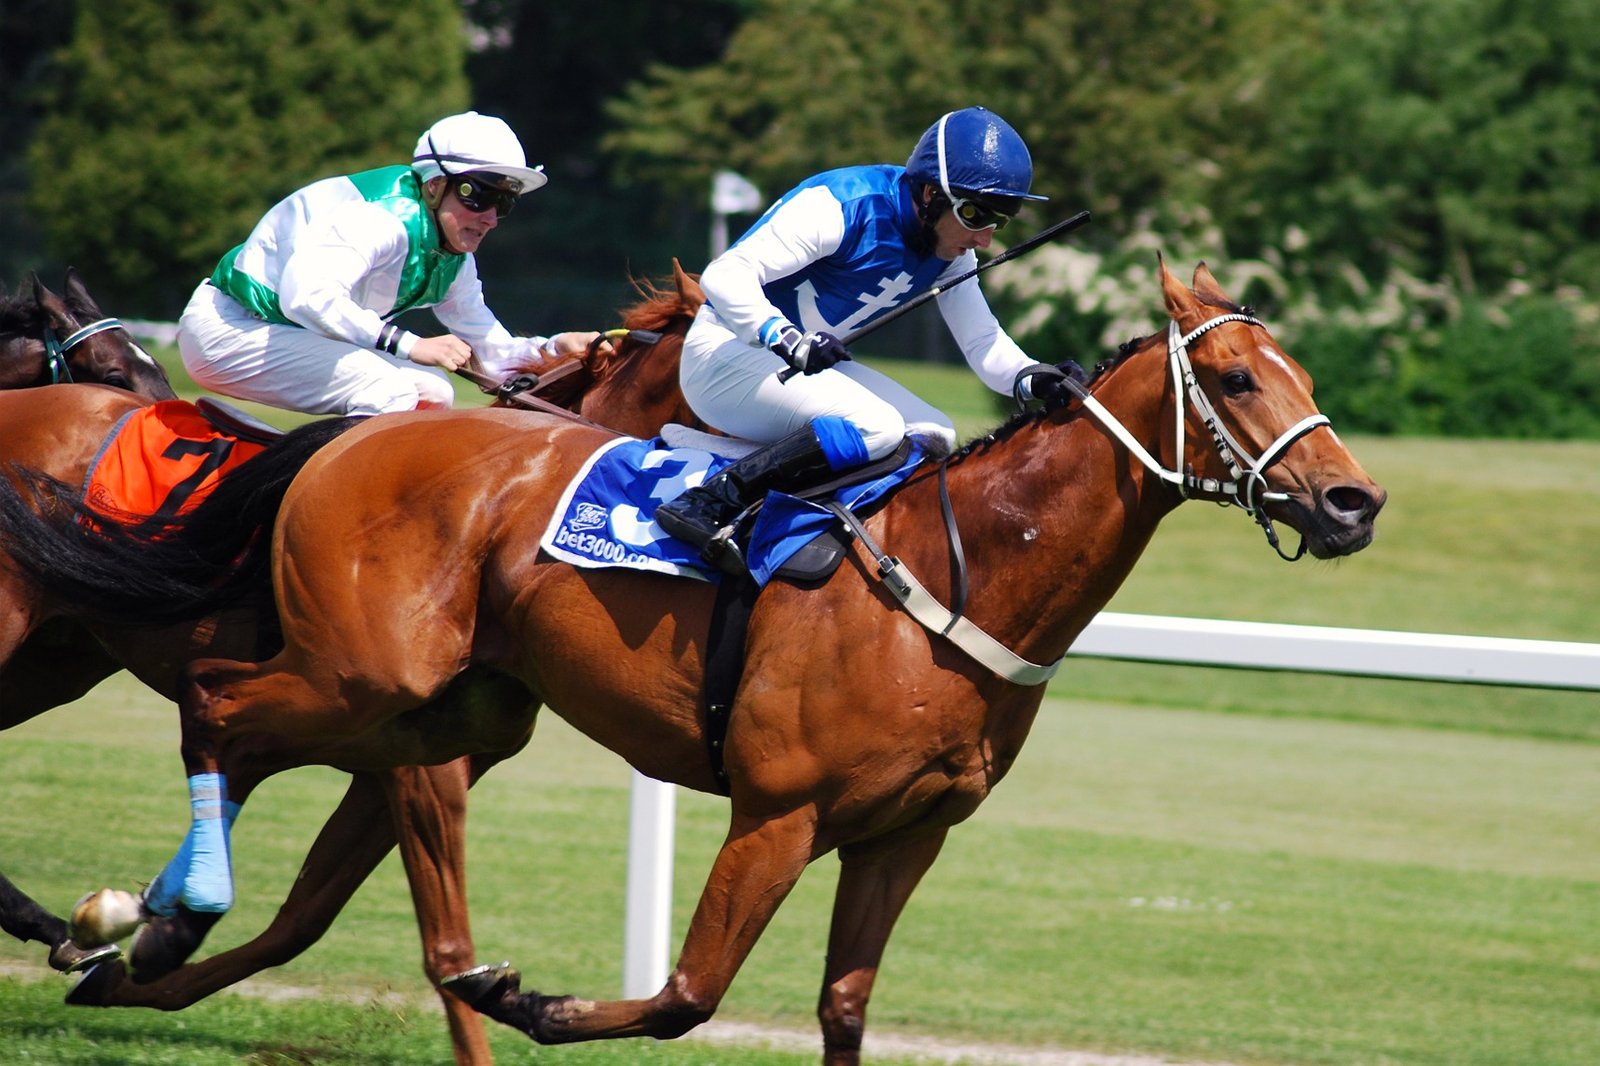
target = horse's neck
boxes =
[0,338,46,389]
[586,332,697,437]
[887,348,1178,669]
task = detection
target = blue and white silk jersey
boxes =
[696,164,1034,395]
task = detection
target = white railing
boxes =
[621,613,1600,995]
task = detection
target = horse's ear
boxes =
[1191,261,1232,306]
[672,258,706,310]
[31,273,72,327]
[62,267,103,319]
[1159,254,1201,323]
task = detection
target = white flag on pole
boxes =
[710,170,762,215]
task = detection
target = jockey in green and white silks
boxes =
[177,111,598,416]
[656,107,1065,574]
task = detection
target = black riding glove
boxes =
[1013,360,1089,409]
[769,324,852,375]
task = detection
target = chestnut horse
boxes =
[0,267,704,1063]
[3,262,1383,1064]
[0,270,178,972]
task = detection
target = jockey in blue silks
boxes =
[656,107,1072,574]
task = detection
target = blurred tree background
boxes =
[3,0,1596,436]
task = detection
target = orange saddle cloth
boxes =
[85,400,268,525]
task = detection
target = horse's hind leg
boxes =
[815,829,949,1066]
[383,761,494,1066]
[448,806,819,1045]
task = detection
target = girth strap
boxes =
[700,573,760,795]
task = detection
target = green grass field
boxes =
[0,348,1594,1063]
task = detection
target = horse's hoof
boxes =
[65,959,125,1006]
[439,962,522,1011]
[126,906,220,984]
[70,889,146,948]
[49,939,121,974]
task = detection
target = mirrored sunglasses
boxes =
[950,196,1014,232]
[451,175,519,218]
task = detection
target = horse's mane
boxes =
[494,270,701,415]
[0,416,363,626]
[0,282,46,336]
[619,273,700,336]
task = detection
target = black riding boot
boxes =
[654,424,841,574]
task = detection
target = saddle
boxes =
[657,424,916,584]
[194,396,284,445]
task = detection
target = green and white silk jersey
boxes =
[207,165,543,374]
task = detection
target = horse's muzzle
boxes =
[1301,480,1386,559]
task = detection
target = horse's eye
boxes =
[1221,370,1254,396]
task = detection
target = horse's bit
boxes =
[41,317,129,384]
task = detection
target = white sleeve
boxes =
[698,185,846,346]
[934,251,1037,395]
[275,206,401,350]
[432,257,549,376]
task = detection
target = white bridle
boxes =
[835,310,1342,687]
[1067,312,1332,560]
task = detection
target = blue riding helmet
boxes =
[905,107,1047,205]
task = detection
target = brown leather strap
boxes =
[453,366,600,425]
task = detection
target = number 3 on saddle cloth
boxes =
[83,400,270,531]
[540,434,923,587]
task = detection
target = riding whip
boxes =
[778,209,1091,383]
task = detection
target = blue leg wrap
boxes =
[143,775,238,917]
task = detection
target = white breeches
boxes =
[177,281,454,416]
[679,312,956,460]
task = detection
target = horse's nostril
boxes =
[1325,484,1378,520]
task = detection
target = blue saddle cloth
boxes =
[539,436,922,586]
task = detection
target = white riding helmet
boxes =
[412,111,547,194]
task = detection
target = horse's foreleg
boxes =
[70,769,403,1008]
[816,828,949,1066]
[449,806,818,1046]
[383,761,494,1066]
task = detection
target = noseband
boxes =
[41,317,128,384]
[1063,312,1332,561]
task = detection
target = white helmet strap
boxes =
[934,111,955,201]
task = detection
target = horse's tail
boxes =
[0,416,361,626]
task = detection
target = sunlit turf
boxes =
[2,677,1594,1065]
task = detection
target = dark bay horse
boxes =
[1,262,1383,1064]
[1,270,179,973]
[0,270,178,399]
[0,268,704,1064]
